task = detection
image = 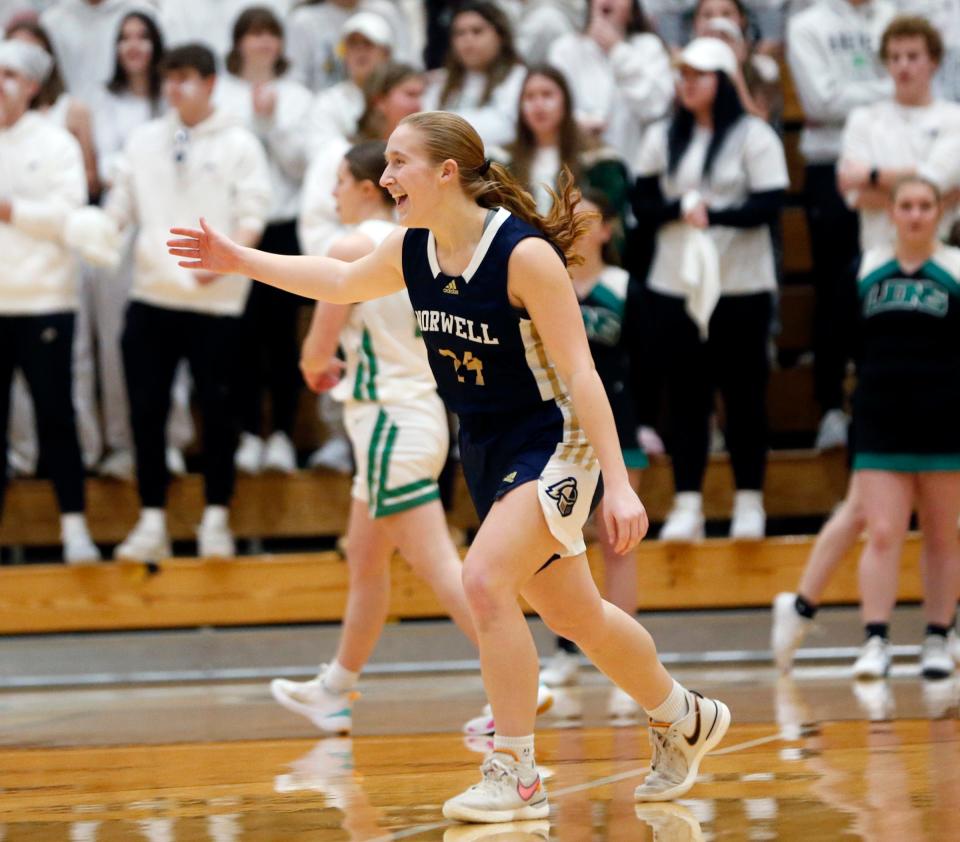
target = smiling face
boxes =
[891,180,941,245]
[117,15,154,77]
[380,123,447,227]
[520,72,566,141]
[450,10,501,72]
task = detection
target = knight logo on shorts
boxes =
[545,477,578,517]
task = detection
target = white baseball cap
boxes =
[0,39,52,83]
[341,12,392,49]
[678,37,738,77]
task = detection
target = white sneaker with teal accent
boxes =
[270,666,356,734]
[634,691,731,802]
[443,752,549,823]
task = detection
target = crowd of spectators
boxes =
[1,0,959,565]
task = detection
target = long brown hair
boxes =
[226,6,289,77]
[400,111,594,267]
[355,61,420,141]
[509,66,584,194]
[439,1,519,109]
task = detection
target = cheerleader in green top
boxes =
[540,189,649,714]
[849,176,960,681]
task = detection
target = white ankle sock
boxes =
[644,680,690,724]
[734,490,764,512]
[140,508,166,532]
[323,660,360,693]
[494,734,535,768]
[201,505,229,529]
[60,513,90,540]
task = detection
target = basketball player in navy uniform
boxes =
[168,110,731,824]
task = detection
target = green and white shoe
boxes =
[270,665,357,734]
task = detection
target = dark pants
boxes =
[649,290,772,493]
[237,220,305,438]
[122,301,242,508]
[0,312,86,516]
[804,163,860,413]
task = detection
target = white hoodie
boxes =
[786,0,894,163]
[548,31,673,172]
[105,108,271,316]
[0,110,86,314]
[41,0,154,103]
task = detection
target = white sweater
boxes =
[41,0,151,103]
[159,0,294,59]
[422,64,527,149]
[214,73,312,223]
[841,98,960,250]
[0,111,86,314]
[786,0,895,163]
[548,32,673,172]
[105,108,271,316]
[304,80,365,157]
[89,87,161,186]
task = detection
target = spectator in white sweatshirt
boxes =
[633,37,787,541]
[105,44,271,562]
[787,0,895,450]
[0,38,99,564]
[40,0,145,103]
[158,0,294,60]
[839,15,960,251]
[216,5,312,477]
[285,0,415,93]
[548,0,674,170]
[422,0,526,148]
[304,10,392,154]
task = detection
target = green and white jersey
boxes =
[332,218,437,405]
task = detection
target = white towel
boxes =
[677,225,721,341]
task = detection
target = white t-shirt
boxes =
[636,116,789,296]
[334,218,436,406]
[841,98,960,250]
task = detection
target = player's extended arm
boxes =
[167,217,405,304]
[508,237,648,554]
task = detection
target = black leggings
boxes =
[804,164,860,413]
[648,290,772,493]
[237,220,306,437]
[0,312,86,516]
[122,302,242,508]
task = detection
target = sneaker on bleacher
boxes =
[815,409,849,451]
[115,512,171,562]
[729,490,765,540]
[263,431,297,474]
[308,435,353,475]
[235,433,265,475]
[660,493,705,541]
[197,506,235,558]
[98,448,135,481]
[62,514,101,565]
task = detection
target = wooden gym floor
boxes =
[2,610,959,841]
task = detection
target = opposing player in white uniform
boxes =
[270,141,553,734]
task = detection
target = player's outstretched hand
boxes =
[168,217,243,276]
[602,484,648,555]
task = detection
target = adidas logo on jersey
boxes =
[443,279,459,295]
[502,471,517,484]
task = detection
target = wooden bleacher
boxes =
[0,534,924,634]
[0,450,848,547]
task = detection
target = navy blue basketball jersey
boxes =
[401,207,571,417]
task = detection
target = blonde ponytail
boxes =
[400,112,594,267]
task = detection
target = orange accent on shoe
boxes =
[536,695,554,716]
[348,691,361,702]
[495,748,521,762]
[647,718,674,729]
